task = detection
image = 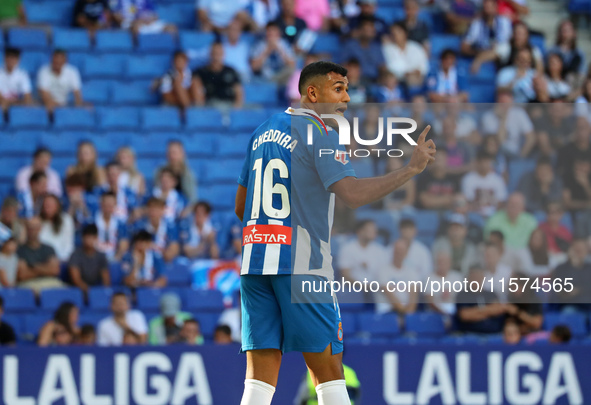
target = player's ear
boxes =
[307,85,318,102]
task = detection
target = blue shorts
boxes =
[240,274,343,354]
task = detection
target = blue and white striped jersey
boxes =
[238,108,356,276]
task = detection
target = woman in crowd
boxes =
[38,302,80,346]
[514,228,561,277]
[39,194,75,262]
[549,19,585,86]
[154,141,197,205]
[117,147,146,198]
[66,141,106,193]
[545,52,572,101]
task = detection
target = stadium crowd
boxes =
[0,0,590,347]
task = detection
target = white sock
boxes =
[240,379,275,405]
[315,379,351,405]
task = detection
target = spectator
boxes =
[116,147,146,198]
[426,250,463,316]
[562,156,591,216]
[544,52,572,101]
[341,17,385,81]
[0,48,32,111]
[73,0,112,33]
[485,192,537,249]
[517,157,563,213]
[178,319,205,345]
[38,302,80,346]
[481,90,536,157]
[79,324,96,345]
[122,230,167,288]
[375,239,418,315]
[64,173,94,231]
[482,242,513,302]
[513,228,561,277]
[155,141,197,205]
[537,202,572,256]
[197,0,250,32]
[461,150,508,218]
[506,273,544,335]
[438,116,474,176]
[274,0,307,45]
[16,148,62,197]
[250,22,296,85]
[161,51,197,109]
[548,19,585,85]
[149,293,197,345]
[0,296,16,346]
[427,49,469,103]
[552,239,591,312]
[99,162,138,222]
[441,0,480,36]
[17,171,47,219]
[496,47,537,103]
[153,167,187,222]
[502,318,522,344]
[401,0,429,49]
[0,238,18,287]
[455,266,506,334]
[416,150,460,211]
[432,213,479,275]
[461,0,512,61]
[0,198,24,244]
[347,0,388,37]
[557,116,591,182]
[397,218,432,280]
[39,194,75,262]
[66,141,107,193]
[68,224,110,293]
[97,292,148,346]
[223,20,252,81]
[122,330,141,345]
[382,22,428,87]
[180,201,220,259]
[382,158,415,212]
[343,58,368,103]
[534,103,574,157]
[294,0,329,31]
[549,325,572,344]
[433,103,479,145]
[213,324,233,344]
[16,217,64,293]
[37,50,84,111]
[133,198,180,263]
[91,192,129,262]
[371,70,402,104]
[338,220,387,283]
[111,0,176,35]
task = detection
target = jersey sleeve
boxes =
[311,128,356,190]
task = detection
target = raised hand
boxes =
[408,125,436,174]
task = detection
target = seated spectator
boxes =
[111,0,176,35]
[548,20,586,85]
[556,116,591,182]
[161,51,196,109]
[294,0,329,31]
[223,20,252,81]
[382,158,414,211]
[438,116,474,176]
[461,150,508,218]
[99,161,138,222]
[513,228,561,277]
[16,217,65,293]
[506,274,544,335]
[149,293,198,345]
[250,22,296,85]
[502,318,522,344]
[0,0,27,29]
[39,194,75,262]
[416,150,460,211]
[68,224,110,293]
[97,292,148,346]
[16,148,62,197]
[517,157,563,213]
[534,103,574,157]
[427,49,469,103]
[347,0,387,37]
[250,0,280,30]
[213,324,233,344]
[482,242,512,302]
[552,239,591,313]
[0,48,32,111]
[0,197,24,244]
[0,297,16,346]
[64,173,94,230]
[122,230,167,288]
[526,324,572,345]
[338,220,387,283]
[496,48,537,103]
[340,17,385,81]
[441,0,480,35]
[455,266,506,334]
[344,58,368,103]
[91,192,129,262]
[485,192,537,250]
[432,213,479,275]
[371,71,402,105]
[537,202,572,256]
[461,0,512,61]
[153,167,187,223]
[375,239,418,315]
[400,0,429,49]
[480,137,506,179]
[37,50,84,111]
[544,52,572,101]
[180,201,220,259]
[38,302,80,346]
[79,324,96,345]
[197,0,250,32]
[426,250,463,316]
[193,42,243,108]
[397,218,432,280]
[116,147,146,198]
[274,0,307,45]
[176,319,204,345]
[382,22,428,88]
[154,141,197,205]
[481,90,536,157]
[17,171,47,219]
[0,238,18,287]
[73,0,112,33]
[66,141,106,193]
[562,157,591,215]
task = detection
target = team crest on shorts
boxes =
[338,322,343,341]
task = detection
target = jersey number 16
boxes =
[251,158,290,220]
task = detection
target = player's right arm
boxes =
[331,126,436,209]
[235,185,247,222]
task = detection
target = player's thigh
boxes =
[303,345,345,386]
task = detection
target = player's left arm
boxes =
[235,185,247,222]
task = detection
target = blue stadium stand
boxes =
[469,84,496,103]
[544,312,589,337]
[439,334,484,345]
[3,315,23,337]
[228,109,268,132]
[17,51,50,76]
[83,54,128,80]
[355,210,399,241]
[141,107,182,131]
[83,80,112,105]
[375,7,405,24]
[52,28,91,51]
[183,135,216,158]
[1,131,43,156]
[98,107,141,130]
[217,134,249,158]
[166,263,193,286]
[157,5,196,29]
[137,288,167,312]
[340,312,358,336]
[192,312,221,339]
[185,108,224,131]
[137,33,177,53]
[310,33,341,56]
[40,289,84,312]
[135,133,180,157]
[205,159,244,183]
[78,312,106,329]
[198,185,237,210]
[430,34,462,58]
[357,312,401,338]
[7,28,49,50]
[186,289,225,312]
[405,313,446,338]
[95,30,134,52]
[126,55,171,80]
[112,84,159,106]
[244,83,279,107]
[0,289,36,313]
[179,31,216,50]
[88,287,132,312]
[8,107,49,129]
[27,2,74,26]
[23,313,52,340]
[53,108,96,130]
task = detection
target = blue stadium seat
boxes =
[167,263,192,286]
[83,55,127,79]
[40,132,86,155]
[137,33,176,53]
[179,31,216,50]
[1,132,43,155]
[243,83,279,106]
[136,288,165,312]
[199,185,236,210]
[102,131,137,148]
[83,80,112,105]
[186,289,225,312]
[192,312,220,338]
[405,313,446,337]
[569,0,591,14]
[355,210,399,241]
[158,6,196,29]
[8,107,49,129]
[439,335,483,345]
[27,2,73,26]
[375,7,405,24]
[23,314,52,340]
[185,108,224,130]
[95,30,134,52]
[430,34,462,58]
[0,289,36,312]
[544,312,588,337]
[141,107,182,130]
[53,108,95,130]
[410,210,440,239]
[18,51,50,76]
[88,287,131,311]
[228,109,268,131]
[205,159,244,183]
[98,107,141,130]
[3,315,23,337]
[52,28,91,51]
[183,134,216,158]
[109,262,125,286]
[310,33,341,55]
[112,84,158,105]
[508,159,537,192]
[469,84,496,103]
[7,28,49,50]
[357,312,400,337]
[217,134,248,158]
[40,289,84,312]
[126,55,171,79]
[78,312,106,329]
[134,133,178,157]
